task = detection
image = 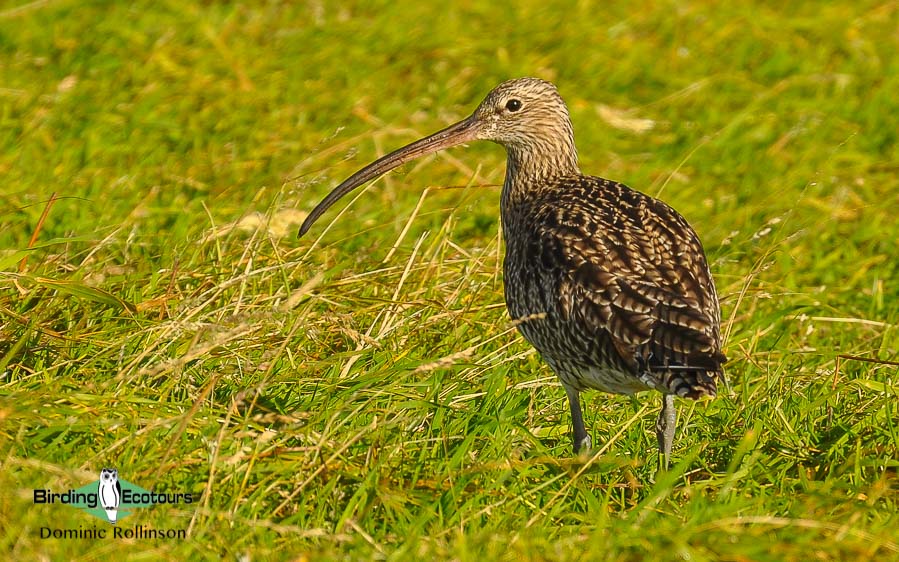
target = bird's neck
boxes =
[500,139,579,223]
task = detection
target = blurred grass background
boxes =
[1,0,897,560]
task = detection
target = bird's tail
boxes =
[660,367,718,399]
[655,349,727,399]
[636,339,727,398]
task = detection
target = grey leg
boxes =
[565,386,591,455]
[656,393,677,471]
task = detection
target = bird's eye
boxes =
[505,99,522,112]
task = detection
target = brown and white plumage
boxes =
[299,77,726,467]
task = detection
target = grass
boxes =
[1,0,898,559]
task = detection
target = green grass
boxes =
[2,0,898,560]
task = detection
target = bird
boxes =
[98,468,122,524]
[299,77,726,469]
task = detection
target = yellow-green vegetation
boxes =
[2,1,897,560]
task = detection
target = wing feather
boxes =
[531,177,726,381]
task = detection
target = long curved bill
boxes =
[298,114,480,237]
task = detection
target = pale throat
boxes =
[500,134,579,214]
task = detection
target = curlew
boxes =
[299,78,726,469]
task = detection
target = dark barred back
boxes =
[503,174,726,399]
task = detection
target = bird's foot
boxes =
[574,434,592,457]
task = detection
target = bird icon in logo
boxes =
[98,468,122,524]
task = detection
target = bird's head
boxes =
[472,77,575,150]
[299,77,577,237]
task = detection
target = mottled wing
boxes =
[533,176,725,396]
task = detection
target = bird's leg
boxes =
[656,393,677,471]
[565,386,591,455]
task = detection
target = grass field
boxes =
[2,0,898,560]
